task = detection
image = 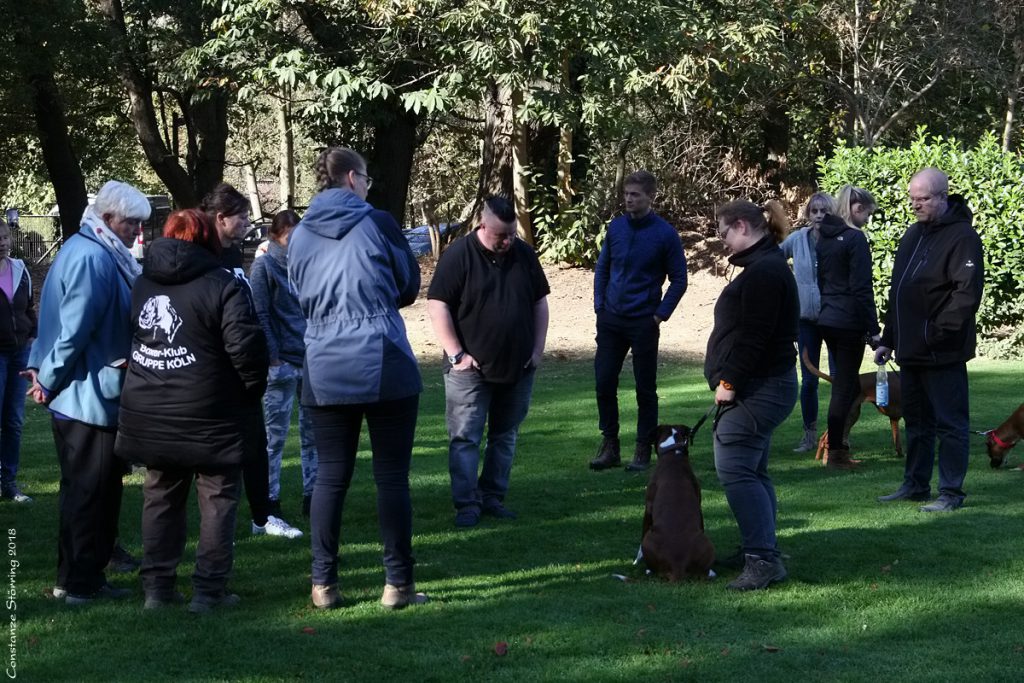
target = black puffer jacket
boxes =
[704,234,799,392]
[879,195,984,366]
[816,213,879,335]
[115,238,269,468]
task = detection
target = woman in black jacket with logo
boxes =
[815,185,880,470]
[115,209,268,614]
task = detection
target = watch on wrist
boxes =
[447,350,465,365]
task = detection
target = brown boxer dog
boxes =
[801,349,904,463]
[983,403,1024,469]
[640,423,715,581]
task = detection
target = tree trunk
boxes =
[189,89,230,201]
[474,80,515,219]
[11,3,88,238]
[1003,51,1024,151]
[242,163,263,223]
[510,88,534,245]
[368,103,418,225]
[278,95,295,211]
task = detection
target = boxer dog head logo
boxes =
[139,295,183,344]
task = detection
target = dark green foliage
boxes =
[819,130,1024,357]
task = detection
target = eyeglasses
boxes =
[354,171,374,190]
[716,224,731,240]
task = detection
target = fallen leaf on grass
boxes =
[880,564,892,573]
[761,644,781,653]
[301,627,317,635]
[647,603,657,612]
[494,641,509,656]
[720,647,730,656]
[460,655,472,662]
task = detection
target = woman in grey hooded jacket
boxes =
[287,146,426,611]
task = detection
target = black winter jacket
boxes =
[0,262,37,351]
[815,213,879,335]
[704,235,799,392]
[115,238,269,468]
[879,195,984,366]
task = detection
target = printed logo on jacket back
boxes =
[139,295,183,344]
[134,295,197,371]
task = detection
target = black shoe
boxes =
[454,507,481,528]
[144,591,186,610]
[65,583,132,606]
[106,543,141,574]
[625,443,652,472]
[726,554,788,591]
[302,495,312,518]
[919,495,963,512]
[188,592,241,614]
[482,503,517,520]
[589,437,621,470]
[877,487,930,503]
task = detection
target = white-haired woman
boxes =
[26,180,151,604]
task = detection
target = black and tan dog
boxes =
[801,349,904,463]
[983,402,1024,469]
[639,424,715,581]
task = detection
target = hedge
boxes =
[818,130,1024,358]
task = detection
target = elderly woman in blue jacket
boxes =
[25,180,150,604]
[288,147,425,611]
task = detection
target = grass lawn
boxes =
[6,357,1024,682]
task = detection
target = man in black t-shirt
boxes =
[427,197,550,528]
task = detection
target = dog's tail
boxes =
[801,348,833,384]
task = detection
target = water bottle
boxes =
[875,363,889,408]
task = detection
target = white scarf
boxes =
[79,206,143,285]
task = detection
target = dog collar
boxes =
[988,430,1018,450]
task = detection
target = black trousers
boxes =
[52,418,123,595]
[240,401,271,526]
[819,325,867,449]
[594,311,661,446]
[141,465,242,600]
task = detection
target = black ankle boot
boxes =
[625,443,652,472]
[589,437,621,470]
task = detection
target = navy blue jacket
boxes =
[815,213,879,335]
[594,212,687,320]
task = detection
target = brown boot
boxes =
[826,447,859,470]
[589,437,621,470]
[625,443,652,472]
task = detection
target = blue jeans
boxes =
[307,395,419,587]
[0,346,28,494]
[900,364,970,501]
[713,371,797,559]
[594,311,660,446]
[444,367,536,512]
[263,362,318,500]
[797,320,833,430]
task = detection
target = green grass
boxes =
[7,358,1024,682]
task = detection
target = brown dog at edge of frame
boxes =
[640,425,715,582]
[985,402,1024,469]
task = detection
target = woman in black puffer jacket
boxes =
[115,209,268,614]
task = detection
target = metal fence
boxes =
[10,215,62,265]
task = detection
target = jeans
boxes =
[52,418,123,595]
[900,363,970,501]
[444,367,536,512]
[594,311,660,446]
[263,362,318,500]
[308,394,419,587]
[797,320,834,430]
[141,465,241,600]
[0,346,28,494]
[713,370,797,559]
[819,325,868,448]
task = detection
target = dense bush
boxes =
[819,131,1024,358]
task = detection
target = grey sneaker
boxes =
[920,495,963,513]
[1,487,32,504]
[65,583,132,606]
[188,592,241,614]
[793,428,816,453]
[380,583,428,609]
[726,554,788,591]
[254,516,303,539]
[311,583,342,610]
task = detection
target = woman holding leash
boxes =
[706,200,799,591]
[780,192,836,453]
[815,185,880,470]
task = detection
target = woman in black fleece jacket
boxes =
[815,186,880,470]
[705,200,798,591]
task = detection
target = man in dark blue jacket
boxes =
[590,171,687,471]
[875,168,984,512]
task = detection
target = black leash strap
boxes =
[690,402,721,440]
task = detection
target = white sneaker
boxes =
[261,515,303,539]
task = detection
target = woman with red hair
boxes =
[115,209,268,613]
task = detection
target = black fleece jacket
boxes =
[879,194,984,366]
[704,235,799,392]
[815,213,879,335]
[115,238,268,469]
